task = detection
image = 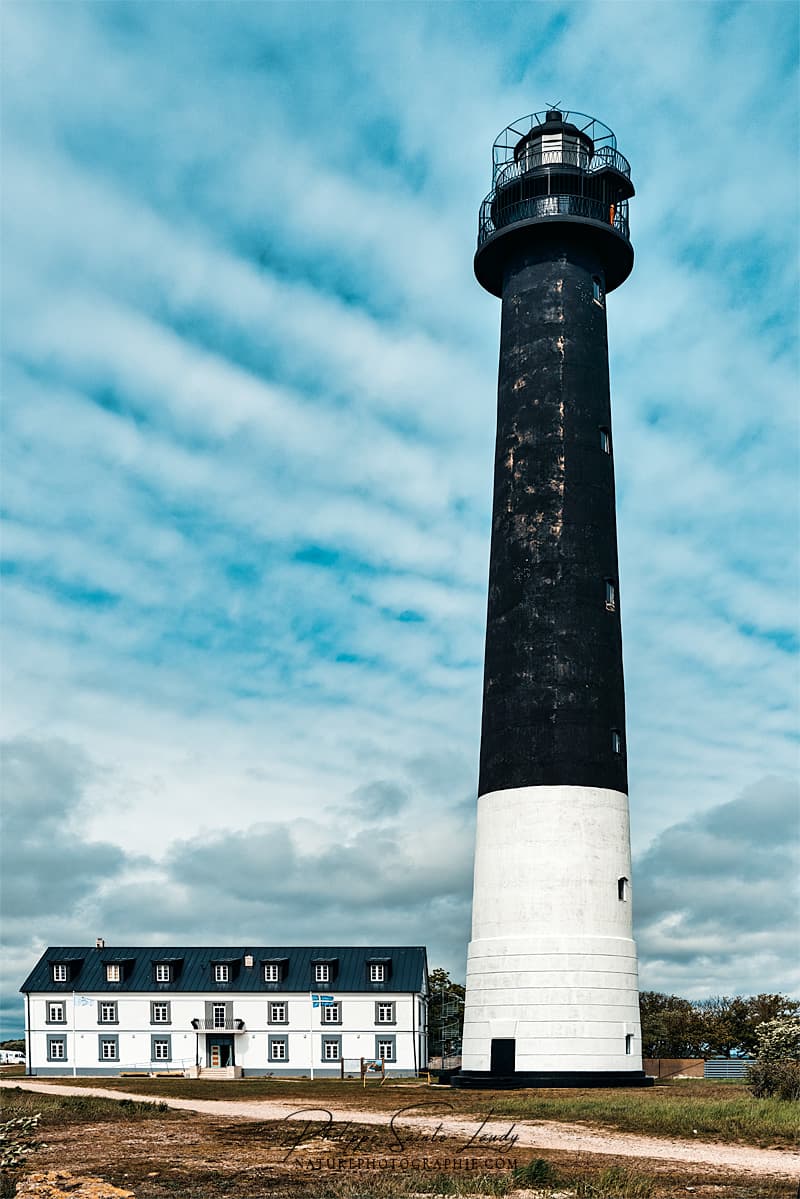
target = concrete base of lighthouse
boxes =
[453,785,652,1089]
[452,1070,651,1089]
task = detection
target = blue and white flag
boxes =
[311,993,334,1007]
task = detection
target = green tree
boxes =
[638,992,703,1058]
[741,995,800,1054]
[697,995,755,1058]
[698,995,800,1058]
[428,968,465,1062]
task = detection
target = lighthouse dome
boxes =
[514,110,594,172]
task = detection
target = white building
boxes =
[20,945,428,1078]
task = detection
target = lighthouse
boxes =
[455,110,650,1087]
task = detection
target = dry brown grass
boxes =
[2,1087,796,1199]
[23,1076,799,1148]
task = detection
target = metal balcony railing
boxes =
[493,146,631,191]
[478,192,630,249]
[490,110,621,181]
[190,1018,246,1032]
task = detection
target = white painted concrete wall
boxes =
[462,785,644,1073]
[26,991,425,1075]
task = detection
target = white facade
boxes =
[25,989,427,1077]
[22,946,429,1077]
[461,785,644,1073]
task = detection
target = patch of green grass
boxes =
[0,1085,174,1125]
[19,1075,799,1148]
[576,1166,655,1198]
[24,1075,424,1105]
[512,1156,561,1187]
[485,1080,800,1147]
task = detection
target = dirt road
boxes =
[2,1079,797,1181]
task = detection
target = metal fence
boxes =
[704,1058,756,1079]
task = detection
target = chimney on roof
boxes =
[95,937,105,949]
[244,954,254,968]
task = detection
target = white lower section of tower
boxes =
[461,785,644,1073]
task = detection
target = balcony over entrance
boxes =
[190,1017,246,1032]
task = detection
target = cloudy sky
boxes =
[1,1,798,1036]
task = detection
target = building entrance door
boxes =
[490,1038,515,1075]
[207,1036,234,1067]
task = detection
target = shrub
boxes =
[513,1158,560,1186]
[0,1110,43,1170]
[746,1016,800,1100]
[576,1166,655,1198]
[753,1016,800,1062]
[746,1059,800,1101]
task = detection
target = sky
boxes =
[1,0,798,1038]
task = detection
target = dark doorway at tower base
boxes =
[490,1037,515,1074]
[450,1069,654,1089]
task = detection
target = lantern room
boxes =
[514,110,593,172]
[474,108,636,297]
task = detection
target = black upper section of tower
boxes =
[476,111,634,798]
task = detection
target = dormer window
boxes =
[311,957,338,984]
[52,964,68,983]
[264,963,280,983]
[155,964,171,983]
[214,964,229,983]
[369,964,385,983]
[106,964,121,983]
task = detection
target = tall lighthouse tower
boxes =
[456,110,650,1087]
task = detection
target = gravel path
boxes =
[3,1079,798,1180]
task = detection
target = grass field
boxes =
[1,1082,796,1199]
[19,1075,799,1149]
[0,1085,174,1123]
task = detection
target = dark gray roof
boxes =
[20,946,428,994]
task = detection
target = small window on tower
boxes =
[600,427,611,454]
[618,876,629,901]
[605,579,616,611]
[592,276,605,306]
[612,729,623,754]
[625,1033,634,1055]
